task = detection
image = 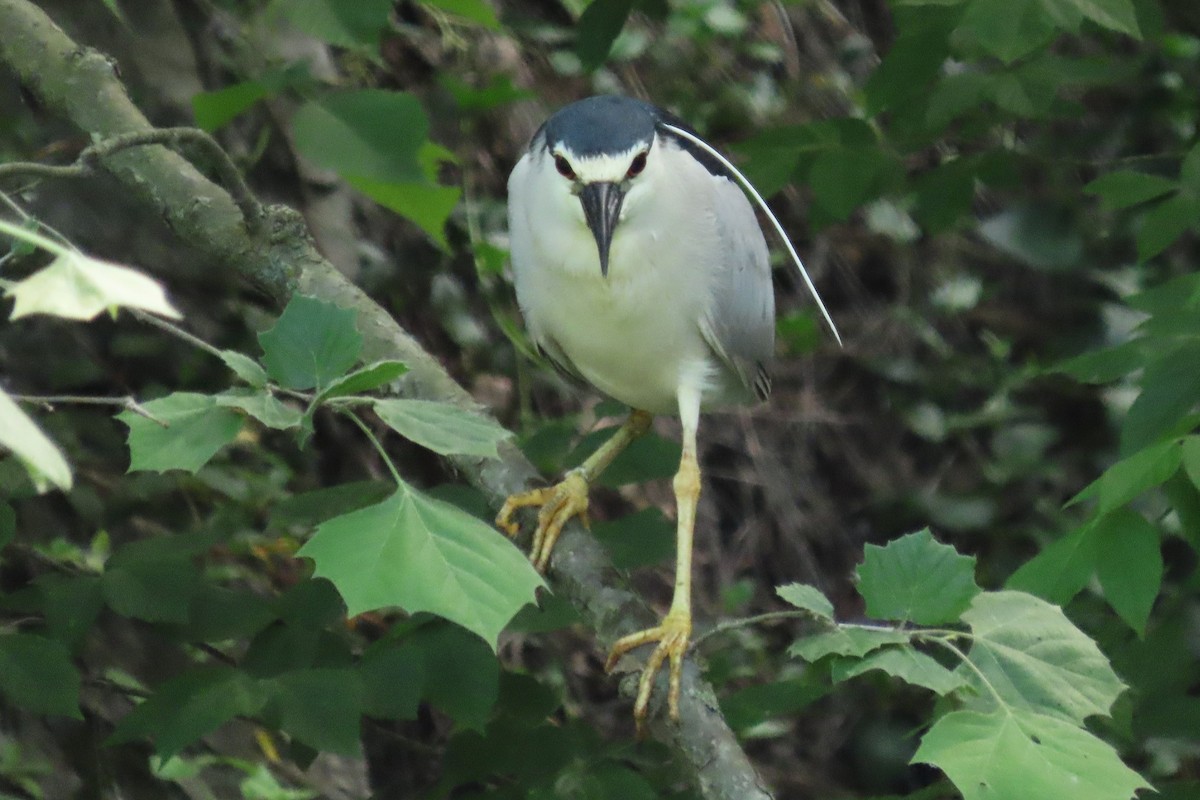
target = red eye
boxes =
[627,152,648,178]
[554,155,576,180]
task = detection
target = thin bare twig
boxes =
[11,393,169,426]
[0,127,263,230]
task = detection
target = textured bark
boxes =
[0,2,774,797]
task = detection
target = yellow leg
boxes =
[605,389,701,732]
[496,409,652,572]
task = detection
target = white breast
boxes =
[508,141,754,415]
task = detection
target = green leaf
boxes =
[1055,338,1149,384]
[957,0,1057,63]
[110,666,265,757]
[567,427,681,487]
[809,146,893,221]
[0,388,72,492]
[119,392,243,473]
[421,0,500,28]
[192,81,272,132]
[103,554,202,624]
[219,349,269,387]
[373,398,511,459]
[315,360,408,402]
[270,480,393,529]
[215,389,303,430]
[1005,523,1097,604]
[856,529,980,624]
[1183,435,1200,489]
[265,668,363,754]
[1062,0,1140,36]
[1121,341,1200,454]
[776,583,835,621]
[5,251,181,321]
[720,677,829,733]
[576,0,635,71]
[348,176,461,250]
[592,508,674,569]
[359,643,424,720]
[832,646,968,695]
[1085,170,1178,209]
[913,708,1150,800]
[258,296,363,391]
[292,90,428,183]
[276,0,392,47]
[789,627,911,661]
[1137,192,1200,262]
[0,501,13,551]
[35,574,104,649]
[297,487,544,648]
[0,634,81,718]
[1093,509,1162,635]
[407,623,499,729]
[977,204,1083,270]
[961,591,1127,723]
[1084,439,1183,515]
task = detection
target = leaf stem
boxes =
[343,408,404,487]
[923,634,1006,709]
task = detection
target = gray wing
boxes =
[699,176,776,401]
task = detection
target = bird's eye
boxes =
[626,152,648,178]
[554,155,576,180]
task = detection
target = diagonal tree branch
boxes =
[0,2,773,797]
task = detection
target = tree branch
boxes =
[0,3,772,797]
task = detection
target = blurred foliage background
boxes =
[1,0,1199,797]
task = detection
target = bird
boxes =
[497,95,839,730]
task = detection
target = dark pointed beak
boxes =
[579,181,625,277]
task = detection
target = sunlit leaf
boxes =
[833,646,967,695]
[776,583,835,621]
[216,390,304,430]
[373,398,510,459]
[297,487,543,648]
[960,591,1126,723]
[6,251,180,321]
[789,627,910,661]
[914,708,1151,800]
[0,388,72,492]
[315,360,408,402]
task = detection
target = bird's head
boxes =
[537,96,663,277]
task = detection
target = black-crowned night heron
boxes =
[498,95,839,729]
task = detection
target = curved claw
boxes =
[605,609,692,734]
[494,470,590,572]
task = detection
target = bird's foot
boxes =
[495,470,590,572]
[605,608,692,735]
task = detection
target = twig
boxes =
[11,393,169,426]
[0,127,263,230]
[690,609,818,650]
